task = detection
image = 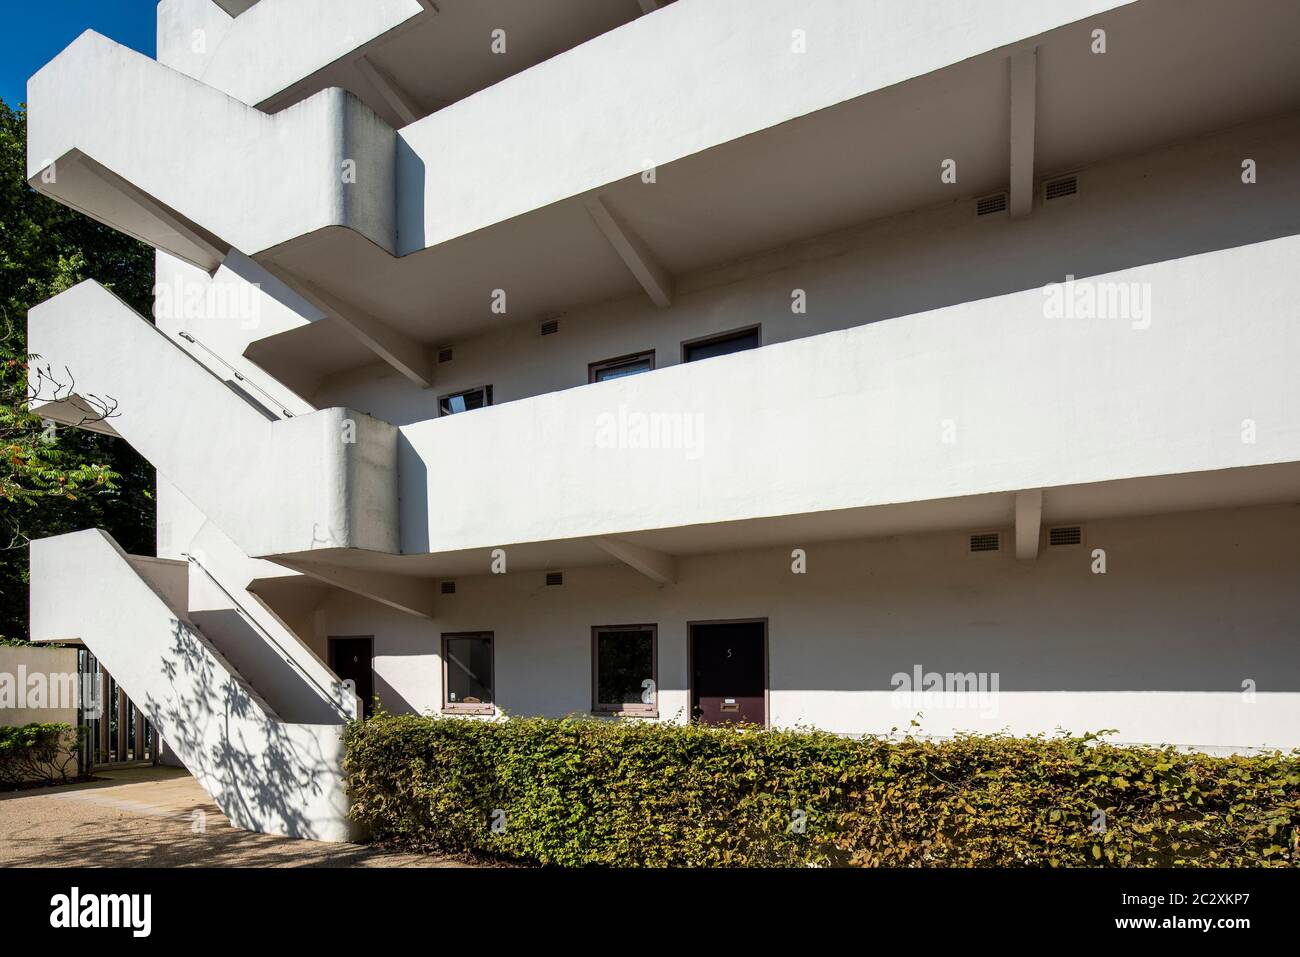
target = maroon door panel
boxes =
[691,621,765,725]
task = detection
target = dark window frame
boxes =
[680,324,761,363]
[591,623,659,716]
[588,350,656,384]
[438,384,494,417]
[441,632,495,715]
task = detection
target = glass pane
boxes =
[597,630,654,706]
[446,636,492,705]
[684,329,759,362]
[440,388,488,416]
[595,358,652,382]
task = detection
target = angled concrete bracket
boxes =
[276,558,436,618]
[355,55,425,126]
[1009,47,1037,219]
[594,536,677,584]
[1015,489,1043,561]
[277,273,434,388]
[584,195,675,307]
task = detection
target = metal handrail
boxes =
[176,331,297,419]
[181,552,353,719]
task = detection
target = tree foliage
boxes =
[0,98,154,642]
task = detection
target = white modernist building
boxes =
[25,0,1300,840]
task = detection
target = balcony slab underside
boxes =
[267,462,1300,588]
[245,0,1300,387]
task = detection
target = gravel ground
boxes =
[0,766,466,868]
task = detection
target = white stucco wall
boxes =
[315,503,1300,753]
[322,110,1300,423]
[0,646,79,728]
[397,0,1131,252]
[396,229,1300,553]
[158,0,424,106]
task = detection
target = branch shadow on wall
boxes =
[142,618,344,841]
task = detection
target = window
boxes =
[589,351,655,383]
[682,326,760,363]
[442,632,494,714]
[439,385,493,416]
[591,624,657,715]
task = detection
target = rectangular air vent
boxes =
[1048,525,1083,546]
[437,346,453,363]
[439,581,456,595]
[545,571,564,586]
[975,192,1008,216]
[540,318,560,336]
[969,532,1001,553]
[1043,175,1078,201]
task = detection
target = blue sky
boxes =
[1,1,155,110]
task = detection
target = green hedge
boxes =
[344,714,1300,867]
[0,722,82,789]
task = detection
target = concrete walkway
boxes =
[0,766,466,867]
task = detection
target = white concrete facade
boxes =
[24,0,1300,837]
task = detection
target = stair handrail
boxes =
[176,330,298,420]
[181,551,355,720]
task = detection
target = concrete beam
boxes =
[1015,489,1043,561]
[279,273,434,388]
[276,558,436,618]
[584,196,675,308]
[594,536,676,585]
[355,55,424,126]
[1008,48,1037,219]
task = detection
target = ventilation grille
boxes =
[1048,525,1083,546]
[1044,175,1078,201]
[437,346,454,363]
[975,192,1008,216]
[969,532,1001,553]
[439,580,456,595]
[545,571,564,586]
[540,318,560,336]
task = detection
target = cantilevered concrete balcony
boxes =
[347,233,1299,582]
[30,1,1300,395]
[159,0,669,128]
[243,0,1300,391]
[28,239,1300,611]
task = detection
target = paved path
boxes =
[0,766,465,867]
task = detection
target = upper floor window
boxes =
[682,325,761,363]
[439,384,493,416]
[592,624,658,715]
[589,351,655,383]
[442,632,494,715]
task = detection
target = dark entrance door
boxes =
[329,637,374,717]
[690,620,766,726]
